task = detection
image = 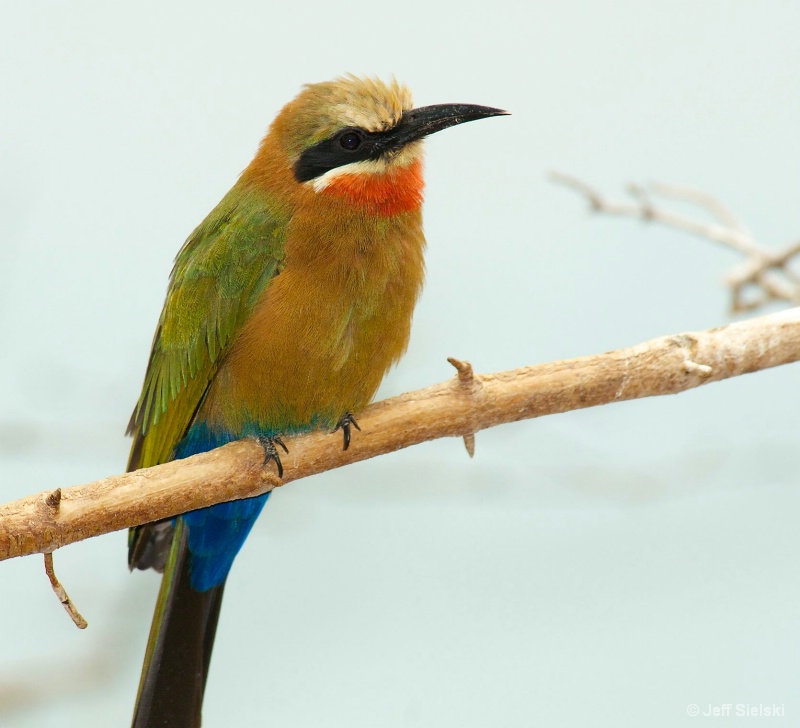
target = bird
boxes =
[126,75,506,727]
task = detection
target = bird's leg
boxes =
[332,412,361,451]
[255,435,289,478]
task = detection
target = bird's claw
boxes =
[332,412,361,451]
[255,435,289,478]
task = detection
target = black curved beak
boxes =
[293,102,509,182]
[380,103,509,151]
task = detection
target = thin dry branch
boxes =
[43,552,88,629]
[1,307,799,562]
[550,171,800,313]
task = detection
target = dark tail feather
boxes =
[133,519,225,728]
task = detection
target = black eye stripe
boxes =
[294,127,384,183]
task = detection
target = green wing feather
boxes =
[126,183,288,568]
[127,184,288,472]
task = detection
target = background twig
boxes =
[550,171,800,312]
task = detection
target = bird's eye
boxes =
[339,132,362,151]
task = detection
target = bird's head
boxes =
[254,75,507,216]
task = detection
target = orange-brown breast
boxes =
[198,190,426,435]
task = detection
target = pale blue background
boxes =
[1,1,798,726]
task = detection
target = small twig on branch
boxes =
[43,552,88,629]
[42,488,88,628]
[550,171,800,313]
[448,357,477,457]
[1,307,799,562]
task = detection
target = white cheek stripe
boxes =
[309,143,423,193]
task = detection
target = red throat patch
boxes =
[320,159,425,216]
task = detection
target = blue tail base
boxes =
[174,423,271,592]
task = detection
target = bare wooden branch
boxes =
[1,308,799,562]
[43,552,88,629]
[550,171,800,312]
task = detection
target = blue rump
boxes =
[174,423,271,592]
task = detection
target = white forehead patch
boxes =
[329,76,413,132]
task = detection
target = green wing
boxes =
[127,184,288,472]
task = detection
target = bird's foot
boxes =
[255,435,289,478]
[332,412,361,451]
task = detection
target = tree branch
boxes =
[550,171,800,313]
[2,308,799,562]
